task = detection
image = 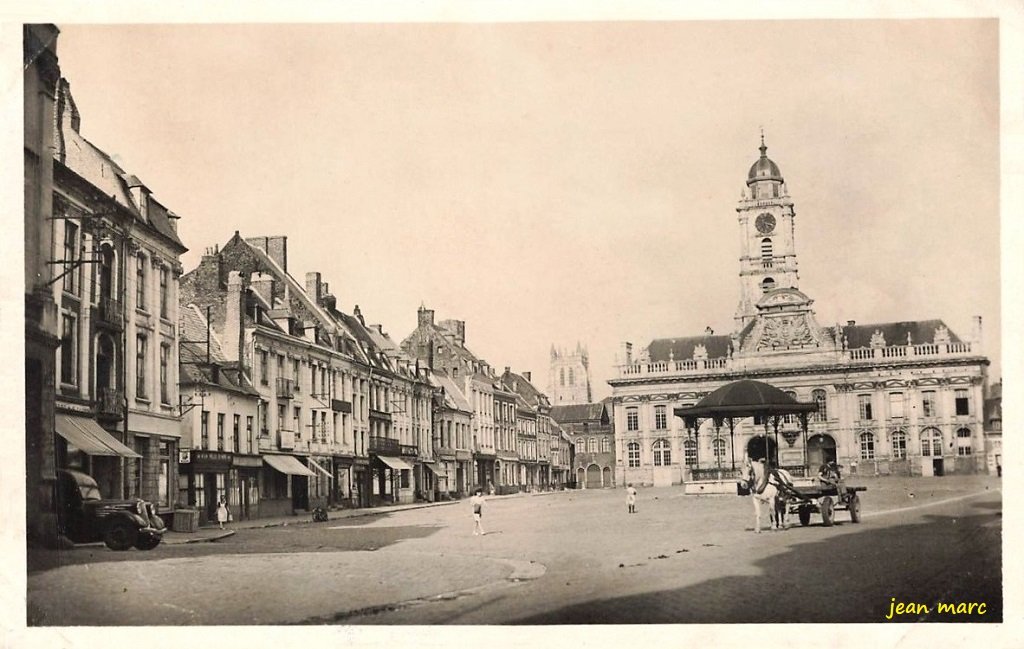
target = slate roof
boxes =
[500,371,550,410]
[647,334,733,362]
[55,81,186,252]
[431,372,473,413]
[178,305,258,396]
[839,320,962,349]
[550,403,606,424]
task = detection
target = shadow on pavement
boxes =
[514,506,1001,624]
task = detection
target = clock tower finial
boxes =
[760,128,766,155]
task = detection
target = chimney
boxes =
[354,304,365,325]
[305,272,322,301]
[973,315,983,348]
[245,236,288,272]
[523,371,532,383]
[418,304,435,327]
[167,210,180,233]
[618,342,634,365]
[224,271,244,363]
[705,326,714,336]
[249,272,276,306]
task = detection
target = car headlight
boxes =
[137,501,146,515]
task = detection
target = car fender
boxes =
[103,510,148,530]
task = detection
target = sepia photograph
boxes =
[9,2,1022,646]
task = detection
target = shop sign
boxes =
[179,448,191,464]
[233,454,263,468]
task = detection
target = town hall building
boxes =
[609,138,990,486]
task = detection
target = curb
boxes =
[172,530,236,544]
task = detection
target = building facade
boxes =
[610,140,990,486]
[181,234,432,515]
[51,76,188,512]
[552,401,615,489]
[25,24,62,546]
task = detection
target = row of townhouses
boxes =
[25,26,575,540]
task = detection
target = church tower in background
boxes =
[548,343,592,405]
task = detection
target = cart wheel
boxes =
[820,496,835,527]
[798,506,811,527]
[849,493,861,523]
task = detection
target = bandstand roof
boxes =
[673,379,818,420]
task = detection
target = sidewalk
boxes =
[163,487,567,545]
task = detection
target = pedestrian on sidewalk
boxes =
[625,484,638,514]
[216,498,229,529]
[471,487,486,536]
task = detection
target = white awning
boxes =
[56,414,141,458]
[307,459,334,480]
[376,455,414,471]
[423,463,447,477]
[263,454,317,477]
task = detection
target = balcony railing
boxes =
[369,436,399,455]
[96,387,123,420]
[615,340,979,379]
[276,377,297,400]
[94,296,123,329]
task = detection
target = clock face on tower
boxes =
[755,212,776,234]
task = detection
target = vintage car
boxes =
[56,469,167,551]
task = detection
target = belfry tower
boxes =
[735,134,802,329]
[548,343,592,405]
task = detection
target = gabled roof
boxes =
[550,403,607,424]
[500,370,550,410]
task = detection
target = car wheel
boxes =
[134,535,161,551]
[103,519,139,551]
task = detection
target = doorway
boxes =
[806,434,837,469]
[933,458,945,477]
[292,475,309,511]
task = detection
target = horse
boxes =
[739,457,795,533]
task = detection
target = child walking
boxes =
[470,487,485,536]
[625,484,638,514]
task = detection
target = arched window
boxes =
[891,430,907,459]
[783,391,797,423]
[859,432,875,460]
[761,277,776,293]
[921,428,943,457]
[653,439,671,466]
[601,437,611,453]
[812,389,827,422]
[587,437,598,454]
[683,439,697,467]
[559,368,565,386]
[956,427,972,456]
[568,368,575,385]
[575,437,584,451]
[627,442,640,468]
[761,238,773,263]
[712,437,726,461]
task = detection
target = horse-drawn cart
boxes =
[783,483,866,527]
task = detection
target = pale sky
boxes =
[52,19,1001,398]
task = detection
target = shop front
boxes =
[307,455,333,509]
[352,457,371,508]
[371,455,415,505]
[261,453,316,517]
[332,455,354,508]
[232,454,263,520]
[179,449,233,525]
[54,411,139,501]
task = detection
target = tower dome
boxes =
[746,136,784,186]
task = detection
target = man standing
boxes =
[625,483,638,514]
[471,487,486,536]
